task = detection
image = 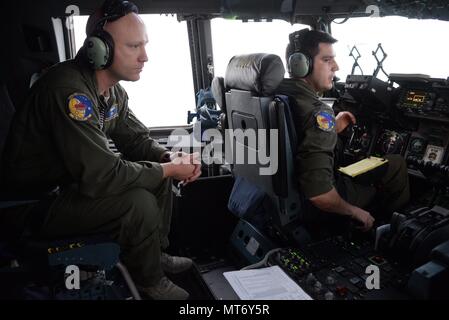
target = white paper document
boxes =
[223,266,312,300]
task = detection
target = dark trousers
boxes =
[338,154,410,218]
[1,179,173,287]
[303,154,410,236]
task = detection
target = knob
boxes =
[326,276,336,285]
[306,273,317,286]
[313,281,323,293]
[324,291,335,300]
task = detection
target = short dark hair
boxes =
[285,29,337,62]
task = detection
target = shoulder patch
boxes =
[315,110,335,132]
[105,104,119,122]
[68,93,93,121]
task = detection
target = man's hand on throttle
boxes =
[349,206,375,232]
[336,111,356,134]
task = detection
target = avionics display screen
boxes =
[405,90,426,106]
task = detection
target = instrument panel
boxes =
[401,89,431,109]
[408,137,427,156]
[373,129,410,157]
[394,76,449,121]
[341,75,449,172]
[345,125,448,168]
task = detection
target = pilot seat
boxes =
[221,53,309,264]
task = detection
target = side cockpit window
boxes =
[210,18,309,78]
[73,15,195,127]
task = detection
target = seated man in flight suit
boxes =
[276,29,410,235]
[0,0,200,300]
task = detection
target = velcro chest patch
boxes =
[105,104,119,122]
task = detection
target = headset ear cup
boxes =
[288,52,312,78]
[84,30,114,70]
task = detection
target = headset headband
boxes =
[289,29,309,53]
[83,1,139,69]
[92,0,139,33]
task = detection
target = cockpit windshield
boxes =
[332,16,449,80]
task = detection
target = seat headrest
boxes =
[224,53,285,96]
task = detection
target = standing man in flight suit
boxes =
[276,29,410,235]
[1,0,200,299]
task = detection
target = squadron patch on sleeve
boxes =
[105,104,119,122]
[315,110,335,132]
[68,93,93,121]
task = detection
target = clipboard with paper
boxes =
[338,156,389,184]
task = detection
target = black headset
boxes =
[288,29,313,78]
[83,0,138,70]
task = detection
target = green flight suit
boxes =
[1,56,172,286]
[277,78,410,225]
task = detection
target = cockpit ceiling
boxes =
[175,0,449,22]
[14,0,449,22]
[291,0,449,22]
[216,0,449,23]
[138,0,449,22]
